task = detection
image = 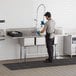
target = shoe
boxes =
[44,58,52,63]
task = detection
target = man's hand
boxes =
[41,27,46,33]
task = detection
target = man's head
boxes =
[44,12,51,20]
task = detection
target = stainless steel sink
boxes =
[23,31,37,37]
[6,27,38,37]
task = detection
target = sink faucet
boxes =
[35,4,46,28]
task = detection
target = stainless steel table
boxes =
[9,34,45,63]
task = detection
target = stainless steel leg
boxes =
[54,44,57,59]
[20,45,26,63]
[20,45,23,62]
[71,55,72,58]
[24,47,26,63]
[37,46,38,55]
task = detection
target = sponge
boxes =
[36,31,41,36]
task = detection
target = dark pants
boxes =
[45,33,54,61]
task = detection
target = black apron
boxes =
[45,32,54,60]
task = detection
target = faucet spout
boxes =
[36,4,46,28]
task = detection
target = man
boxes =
[40,12,55,62]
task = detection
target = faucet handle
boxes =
[34,19,37,21]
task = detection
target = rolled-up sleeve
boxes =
[44,22,48,30]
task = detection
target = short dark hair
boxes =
[44,12,51,17]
